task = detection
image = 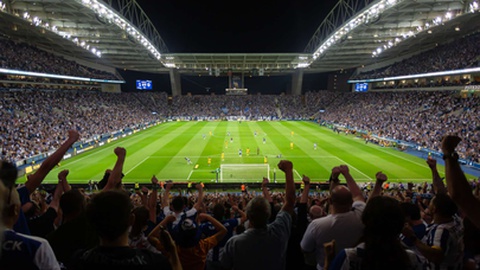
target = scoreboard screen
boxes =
[136,80,152,90]
[354,83,368,92]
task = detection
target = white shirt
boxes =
[300,201,366,270]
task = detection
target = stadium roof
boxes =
[0,0,479,75]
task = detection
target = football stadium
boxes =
[1,0,480,269]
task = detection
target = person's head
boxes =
[212,203,225,221]
[246,196,271,228]
[0,161,17,189]
[1,181,21,228]
[399,202,421,223]
[130,206,149,237]
[86,190,133,243]
[430,193,457,219]
[176,218,200,248]
[171,196,186,212]
[60,189,86,220]
[362,196,405,240]
[361,196,411,269]
[309,205,324,220]
[330,185,353,212]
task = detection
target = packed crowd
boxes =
[0,90,158,162]
[316,90,480,162]
[1,89,479,164]
[351,32,480,80]
[0,38,119,80]
[1,130,479,270]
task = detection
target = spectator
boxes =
[200,201,246,270]
[47,188,98,269]
[71,190,179,270]
[329,196,423,270]
[300,165,366,270]
[162,181,203,241]
[0,165,61,269]
[156,212,227,270]
[442,135,480,229]
[129,206,160,253]
[221,160,295,270]
[399,202,427,249]
[402,193,464,269]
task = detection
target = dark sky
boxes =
[121,0,339,93]
[135,0,338,53]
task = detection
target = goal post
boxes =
[220,164,270,182]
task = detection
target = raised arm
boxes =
[162,181,173,211]
[300,175,311,204]
[368,171,387,201]
[147,215,181,270]
[278,160,295,215]
[261,177,273,203]
[49,175,65,212]
[231,205,247,223]
[192,183,204,211]
[57,169,72,192]
[198,213,227,242]
[329,167,341,193]
[442,135,480,228]
[339,165,364,202]
[426,156,446,194]
[137,186,149,207]
[148,175,159,223]
[103,147,126,191]
[25,130,79,194]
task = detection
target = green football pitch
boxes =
[18,121,476,185]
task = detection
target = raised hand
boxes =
[375,171,387,183]
[58,169,69,181]
[441,135,461,154]
[262,177,269,187]
[338,165,349,175]
[302,175,310,185]
[426,156,437,169]
[277,160,293,172]
[151,175,159,185]
[114,147,126,158]
[68,130,80,142]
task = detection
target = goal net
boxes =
[220,164,270,182]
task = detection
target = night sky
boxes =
[120,0,339,94]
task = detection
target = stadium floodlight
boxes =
[313,0,401,59]
[0,68,125,84]
[470,1,479,12]
[76,0,163,62]
[347,66,480,84]
[372,9,461,57]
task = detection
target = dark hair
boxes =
[130,206,149,238]
[432,193,457,217]
[60,189,85,217]
[213,203,225,220]
[0,161,18,189]
[246,197,271,228]
[400,202,421,220]
[171,196,186,212]
[86,190,133,242]
[361,196,411,270]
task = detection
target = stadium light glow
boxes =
[0,68,125,84]
[0,6,103,58]
[313,0,401,61]
[372,9,462,57]
[347,66,480,83]
[75,0,163,63]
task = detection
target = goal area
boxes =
[220,164,270,182]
